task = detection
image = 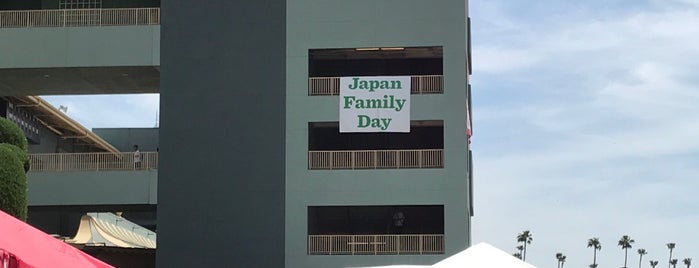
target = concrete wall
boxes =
[0,26,159,68]
[0,25,160,95]
[286,0,471,267]
[93,128,159,152]
[158,0,286,267]
[27,170,157,206]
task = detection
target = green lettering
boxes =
[380,81,389,89]
[359,80,368,89]
[357,115,370,128]
[343,96,355,109]
[366,99,382,108]
[349,78,360,89]
[369,81,379,92]
[347,78,402,91]
[394,99,406,111]
[380,118,392,130]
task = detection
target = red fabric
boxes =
[1,249,21,268]
[0,211,114,268]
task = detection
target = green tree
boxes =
[556,253,567,268]
[588,237,602,268]
[0,118,29,221]
[556,253,561,268]
[517,230,533,261]
[618,235,635,268]
[638,249,647,268]
[0,118,28,151]
[671,259,678,268]
[667,243,676,268]
[683,258,691,268]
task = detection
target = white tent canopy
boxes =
[352,242,537,268]
[67,212,156,249]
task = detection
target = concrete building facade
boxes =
[1,0,472,267]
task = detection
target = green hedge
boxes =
[0,118,28,221]
[0,144,27,221]
[0,118,27,151]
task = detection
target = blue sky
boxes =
[42,0,699,267]
[470,0,699,267]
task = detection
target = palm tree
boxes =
[556,253,562,268]
[667,243,676,268]
[671,259,678,268]
[517,230,533,261]
[638,249,647,268]
[513,252,522,259]
[556,253,567,268]
[588,237,602,268]
[651,261,660,268]
[560,254,567,268]
[618,235,635,268]
[683,258,691,268]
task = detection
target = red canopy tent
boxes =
[0,210,114,268]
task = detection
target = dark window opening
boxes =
[308,205,444,235]
[309,46,443,77]
[308,121,443,150]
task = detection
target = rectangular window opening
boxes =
[308,46,444,95]
[308,120,443,151]
[307,205,445,255]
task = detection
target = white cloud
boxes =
[42,94,159,130]
[471,1,699,268]
[472,47,541,73]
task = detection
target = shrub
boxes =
[0,118,28,151]
[0,144,27,221]
[0,118,28,221]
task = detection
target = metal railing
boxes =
[309,75,444,95]
[308,149,443,169]
[0,8,160,28]
[28,151,158,172]
[308,234,444,255]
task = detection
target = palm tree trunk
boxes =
[670,249,674,268]
[593,249,597,266]
[523,243,527,261]
[625,248,629,268]
[640,255,643,268]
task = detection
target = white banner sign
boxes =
[340,76,411,132]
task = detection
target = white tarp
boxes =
[340,76,411,132]
[352,242,537,268]
[68,212,156,249]
[432,242,537,268]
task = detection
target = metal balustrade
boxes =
[28,152,158,172]
[308,234,444,255]
[309,75,444,95]
[0,8,160,28]
[308,149,443,169]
